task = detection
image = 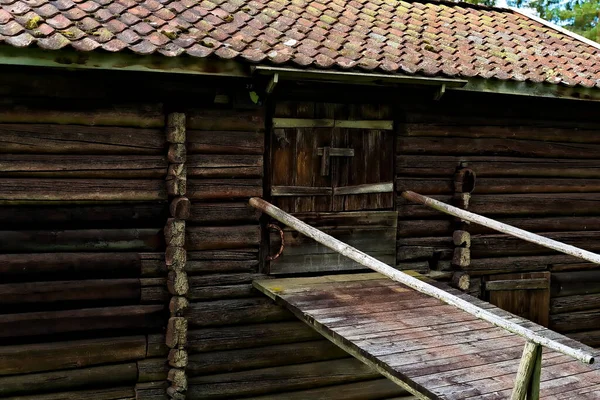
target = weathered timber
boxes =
[451,272,481,297]
[333,182,394,195]
[550,309,600,333]
[166,246,186,271]
[401,123,600,144]
[168,348,188,368]
[189,284,255,300]
[187,358,380,399]
[0,305,165,338]
[271,186,333,196]
[167,112,186,144]
[184,297,292,327]
[187,154,263,178]
[0,124,164,154]
[166,317,188,348]
[188,273,261,289]
[468,194,600,217]
[0,203,167,229]
[0,279,140,308]
[550,293,600,314]
[188,340,348,376]
[397,155,600,178]
[510,342,541,400]
[0,336,146,376]
[165,218,185,247]
[0,229,164,252]
[396,236,453,262]
[0,179,167,202]
[187,130,264,155]
[166,164,186,196]
[135,381,168,400]
[147,334,169,358]
[0,363,137,396]
[138,358,169,382]
[0,155,167,178]
[0,253,159,282]
[188,202,261,224]
[551,271,600,297]
[187,322,321,353]
[140,279,170,304]
[453,248,470,267]
[466,255,583,274]
[187,109,264,131]
[170,197,191,219]
[3,386,136,400]
[168,270,189,296]
[186,226,261,250]
[453,230,471,247]
[187,179,263,200]
[186,250,258,274]
[397,137,600,159]
[168,368,187,390]
[168,144,186,163]
[568,330,600,348]
[485,279,549,291]
[397,220,453,238]
[241,378,411,400]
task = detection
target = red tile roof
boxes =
[1,0,600,88]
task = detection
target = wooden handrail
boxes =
[401,191,600,265]
[249,197,595,364]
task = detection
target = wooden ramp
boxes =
[254,273,600,400]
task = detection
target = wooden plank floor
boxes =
[254,273,600,400]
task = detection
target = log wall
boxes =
[0,100,170,399]
[396,97,600,349]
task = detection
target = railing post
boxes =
[511,341,542,400]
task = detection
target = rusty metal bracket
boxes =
[267,223,285,261]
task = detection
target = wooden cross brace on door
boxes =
[317,147,355,176]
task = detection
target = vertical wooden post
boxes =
[165,112,188,400]
[511,341,541,400]
[527,346,543,400]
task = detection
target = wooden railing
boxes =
[249,196,598,400]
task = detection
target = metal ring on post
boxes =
[267,223,285,261]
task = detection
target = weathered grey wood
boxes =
[550,309,600,333]
[168,143,186,164]
[250,198,595,363]
[147,333,169,358]
[170,197,191,219]
[0,305,165,338]
[186,226,261,250]
[271,186,332,196]
[137,358,169,382]
[528,349,543,400]
[568,330,600,348]
[187,154,263,178]
[187,322,321,353]
[166,163,186,196]
[3,386,136,400]
[402,191,600,265]
[187,179,262,200]
[317,147,355,157]
[510,342,541,400]
[135,381,168,400]
[334,182,394,195]
[187,109,264,131]
[187,130,264,155]
[0,124,164,154]
[485,279,550,291]
[0,229,164,252]
[0,279,140,308]
[551,271,600,297]
[551,293,600,314]
[184,297,292,327]
[0,336,146,376]
[188,202,261,224]
[0,179,166,202]
[0,363,137,396]
[273,118,393,129]
[167,112,186,144]
[0,155,167,178]
[187,340,347,375]
[187,358,380,399]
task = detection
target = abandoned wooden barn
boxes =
[1,0,600,398]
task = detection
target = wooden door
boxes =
[268,102,396,274]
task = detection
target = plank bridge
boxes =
[250,195,600,400]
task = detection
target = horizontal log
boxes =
[550,293,600,314]
[397,219,453,238]
[468,194,600,217]
[271,186,332,196]
[0,336,146,376]
[0,203,167,229]
[187,250,258,274]
[137,358,169,382]
[187,358,379,399]
[242,378,410,400]
[550,309,600,333]
[187,154,263,178]
[567,329,600,348]
[401,123,600,144]
[187,322,321,354]
[184,297,292,327]
[397,236,453,262]
[0,155,167,178]
[464,255,583,274]
[186,226,261,250]
[334,182,394,195]
[470,231,600,258]
[0,124,164,154]
[188,202,260,224]
[188,340,347,376]
[0,305,165,338]
[0,179,166,202]
[147,334,169,358]
[187,179,262,200]
[187,109,264,131]
[397,136,600,159]
[551,271,600,297]
[0,279,141,309]
[189,284,255,300]
[135,381,168,400]
[3,386,136,400]
[0,229,164,253]
[188,130,264,155]
[484,278,549,291]
[0,363,137,396]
